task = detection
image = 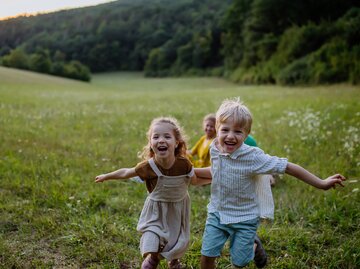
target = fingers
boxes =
[334,174,346,181]
[336,174,346,187]
[95,176,103,183]
[328,174,346,189]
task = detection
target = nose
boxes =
[227,131,236,139]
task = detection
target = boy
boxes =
[195,98,346,268]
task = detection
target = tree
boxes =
[29,49,52,73]
[2,48,29,70]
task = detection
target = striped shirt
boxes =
[208,141,288,224]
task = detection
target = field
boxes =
[0,66,359,268]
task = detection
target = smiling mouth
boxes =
[158,146,168,152]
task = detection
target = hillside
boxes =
[0,0,359,85]
[0,0,230,72]
[0,66,90,86]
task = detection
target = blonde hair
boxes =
[138,117,188,160]
[215,97,252,133]
[203,113,216,125]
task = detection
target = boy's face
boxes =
[203,120,216,139]
[217,118,248,154]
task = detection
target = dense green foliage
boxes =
[1,48,91,81]
[0,0,229,78]
[221,0,360,84]
[1,67,359,268]
[0,0,359,84]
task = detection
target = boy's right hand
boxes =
[322,174,346,190]
[95,174,107,183]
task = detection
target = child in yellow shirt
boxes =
[188,114,216,168]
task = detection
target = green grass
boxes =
[0,66,359,268]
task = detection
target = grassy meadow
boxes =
[0,66,359,268]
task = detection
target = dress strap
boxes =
[148,158,163,177]
[188,167,194,177]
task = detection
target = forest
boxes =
[0,0,359,84]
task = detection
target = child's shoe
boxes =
[141,254,160,269]
[254,235,267,268]
[168,259,185,269]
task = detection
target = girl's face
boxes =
[150,123,178,160]
[203,120,216,139]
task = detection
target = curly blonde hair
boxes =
[138,117,188,161]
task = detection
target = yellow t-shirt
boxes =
[189,135,214,168]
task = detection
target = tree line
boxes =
[0,0,359,84]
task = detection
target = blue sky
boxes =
[1,0,114,19]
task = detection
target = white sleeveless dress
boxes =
[136,158,194,261]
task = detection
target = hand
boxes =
[322,174,346,190]
[95,174,107,183]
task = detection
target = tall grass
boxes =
[0,67,359,268]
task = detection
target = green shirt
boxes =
[244,134,257,147]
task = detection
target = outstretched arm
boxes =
[285,162,346,190]
[95,167,137,183]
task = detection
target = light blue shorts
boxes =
[201,212,259,267]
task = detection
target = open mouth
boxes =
[157,146,168,152]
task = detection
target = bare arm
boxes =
[190,167,212,186]
[95,167,137,183]
[190,174,212,186]
[194,167,212,179]
[285,162,346,190]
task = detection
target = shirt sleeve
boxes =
[251,148,288,175]
[134,160,148,181]
[179,157,194,174]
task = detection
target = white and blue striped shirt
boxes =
[208,141,288,224]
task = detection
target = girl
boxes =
[95,117,211,269]
[187,113,216,168]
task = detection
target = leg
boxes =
[140,231,161,256]
[254,235,267,268]
[229,218,259,268]
[140,231,161,269]
[201,213,228,268]
[200,255,216,269]
[142,253,160,269]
